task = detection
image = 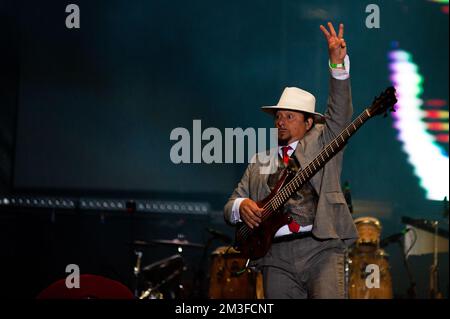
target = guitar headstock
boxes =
[368,86,398,118]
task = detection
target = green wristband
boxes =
[329,60,345,69]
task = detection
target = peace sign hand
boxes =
[320,22,347,65]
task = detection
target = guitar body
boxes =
[234,169,295,260]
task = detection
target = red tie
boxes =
[288,219,301,233]
[281,146,292,165]
[281,146,299,232]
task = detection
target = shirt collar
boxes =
[278,140,300,157]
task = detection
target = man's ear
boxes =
[305,118,314,131]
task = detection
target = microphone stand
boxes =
[398,240,416,299]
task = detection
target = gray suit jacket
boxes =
[224,75,358,245]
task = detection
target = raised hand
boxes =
[320,22,347,65]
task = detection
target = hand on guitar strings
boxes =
[239,199,264,229]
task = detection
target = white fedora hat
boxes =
[261,87,324,123]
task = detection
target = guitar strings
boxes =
[238,130,351,239]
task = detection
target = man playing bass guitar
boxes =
[224,22,359,299]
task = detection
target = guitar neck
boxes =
[271,108,373,210]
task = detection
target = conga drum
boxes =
[354,217,382,249]
[348,249,393,299]
[208,246,261,299]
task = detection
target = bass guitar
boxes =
[234,87,398,260]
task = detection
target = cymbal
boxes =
[151,239,205,248]
[131,239,205,249]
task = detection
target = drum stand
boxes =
[133,250,143,298]
[139,268,182,299]
[344,247,349,299]
[429,221,443,299]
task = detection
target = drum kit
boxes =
[348,216,393,299]
[130,213,450,300]
[132,218,395,300]
[130,234,264,300]
[131,238,203,299]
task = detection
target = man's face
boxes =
[274,110,313,145]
